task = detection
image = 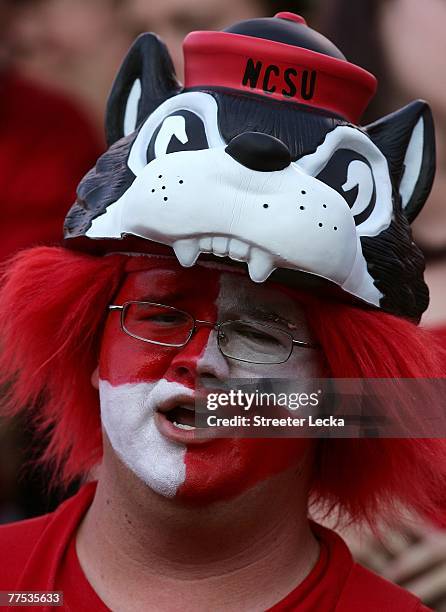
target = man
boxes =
[0,12,445,610]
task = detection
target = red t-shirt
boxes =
[0,70,102,261]
[0,483,430,611]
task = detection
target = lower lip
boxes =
[154,411,215,445]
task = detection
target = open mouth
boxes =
[157,396,199,433]
[155,395,216,444]
[164,404,196,431]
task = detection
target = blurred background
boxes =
[0,0,445,608]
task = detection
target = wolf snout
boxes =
[225,132,292,172]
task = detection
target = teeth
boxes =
[199,237,212,252]
[211,237,229,257]
[172,236,275,283]
[248,247,275,282]
[173,239,200,267]
[228,239,250,262]
[173,422,195,431]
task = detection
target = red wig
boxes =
[0,246,445,526]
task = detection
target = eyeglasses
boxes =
[108,301,319,365]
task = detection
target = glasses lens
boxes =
[123,302,194,346]
[218,321,292,364]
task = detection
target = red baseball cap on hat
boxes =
[183,12,377,123]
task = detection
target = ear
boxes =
[365,100,435,223]
[91,366,99,391]
[105,33,182,147]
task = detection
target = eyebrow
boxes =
[243,307,299,331]
[137,291,186,304]
[135,296,299,329]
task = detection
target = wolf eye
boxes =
[146,111,209,163]
[316,149,376,226]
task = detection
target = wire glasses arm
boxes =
[292,338,320,350]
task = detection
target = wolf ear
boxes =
[365,100,435,223]
[105,33,182,146]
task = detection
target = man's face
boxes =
[97,258,323,504]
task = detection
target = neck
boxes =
[77,444,319,611]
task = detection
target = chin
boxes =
[174,438,312,506]
[100,379,311,505]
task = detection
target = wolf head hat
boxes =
[64,12,435,322]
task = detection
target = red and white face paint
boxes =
[98,256,323,504]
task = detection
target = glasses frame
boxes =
[108,301,319,365]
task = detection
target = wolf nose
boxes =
[225,132,291,172]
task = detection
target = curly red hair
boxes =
[0,246,445,526]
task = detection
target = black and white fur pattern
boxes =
[65,32,435,321]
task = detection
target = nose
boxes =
[166,328,229,388]
[225,132,291,172]
[196,330,230,381]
